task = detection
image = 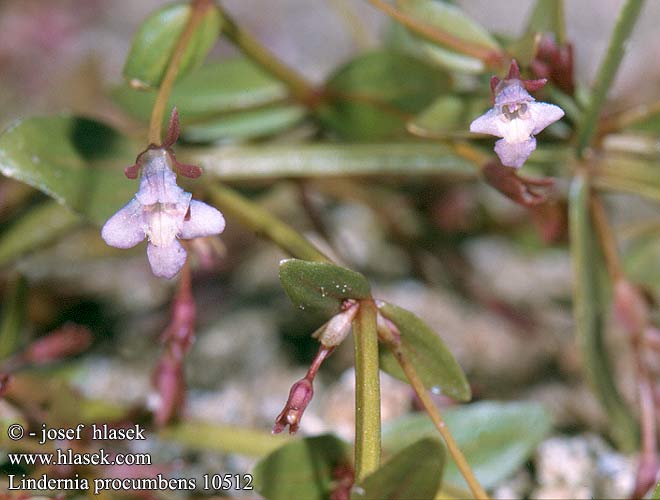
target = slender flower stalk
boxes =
[377,313,489,499]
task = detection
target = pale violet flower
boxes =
[102,147,225,279]
[470,61,564,168]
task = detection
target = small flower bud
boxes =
[273,377,314,435]
[22,325,92,364]
[613,279,649,336]
[316,302,359,347]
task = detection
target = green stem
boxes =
[218,7,316,104]
[555,0,567,45]
[149,0,215,144]
[185,142,477,180]
[389,341,489,499]
[568,172,639,451]
[353,299,381,483]
[207,183,331,263]
[575,0,645,157]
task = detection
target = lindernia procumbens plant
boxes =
[470,59,564,169]
[101,108,225,279]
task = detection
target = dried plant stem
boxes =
[390,343,488,500]
[365,0,503,67]
[148,0,215,144]
[219,7,315,104]
[352,299,381,483]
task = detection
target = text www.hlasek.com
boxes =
[7,448,150,466]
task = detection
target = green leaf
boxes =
[279,259,371,316]
[569,173,638,451]
[252,434,351,500]
[123,2,222,89]
[576,0,646,156]
[188,142,475,180]
[525,0,566,41]
[652,479,660,499]
[390,0,500,73]
[316,50,451,140]
[0,116,136,225]
[0,201,81,267]
[355,437,444,500]
[114,58,292,121]
[377,301,470,402]
[181,105,306,143]
[382,401,552,490]
[623,230,660,295]
[410,95,489,137]
[160,422,288,457]
[0,273,28,360]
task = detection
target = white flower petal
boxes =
[469,109,502,137]
[147,240,187,279]
[529,102,565,135]
[101,199,146,249]
[498,116,536,144]
[179,200,226,240]
[494,137,537,168]
[144,200,190,247]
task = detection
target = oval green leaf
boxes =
[355,437,444,500]
[377,301,470,402]
[114,58,291,121]
[0,201,81,268]
[123,2,222,89]
[279,259,371,316]
[382,401,552,490]
[0,116,136,225]
[181,105,306,143]
[410,95,489,137]
[391,0,500,74]
[252,434,351,500]
[317,50,451,140]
